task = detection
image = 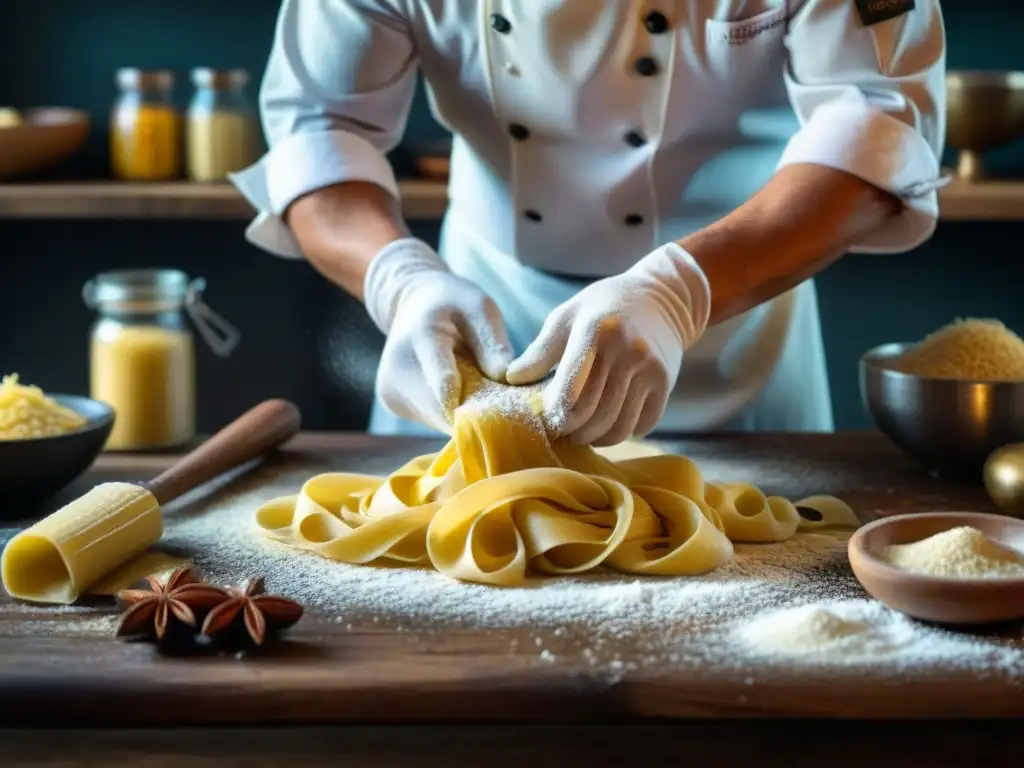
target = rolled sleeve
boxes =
[230,0,417,259]
[778,0,947,253]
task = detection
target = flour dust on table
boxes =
[149,462,1024,683]
[1,615,119,637]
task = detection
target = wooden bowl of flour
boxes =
[849,511,1024,625]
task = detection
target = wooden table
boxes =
[2,432,1023,766]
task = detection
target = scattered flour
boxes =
[456,354,580,438]
[9,472,1024,681]
[3,615,118,637]
[880,526,1024,579]
[143,474,1024,681]
[457,362,548,434]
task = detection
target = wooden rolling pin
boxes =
[1,399,301,604]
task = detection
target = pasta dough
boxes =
[256,367,858,586]
[2,482,163,603]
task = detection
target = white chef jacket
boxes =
[231,0,947,437]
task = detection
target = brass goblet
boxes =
[946,70,1024,181]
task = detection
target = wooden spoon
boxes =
[848,511,1024,625]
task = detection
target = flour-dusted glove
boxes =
[506,243,711,446]
[364,238,514,433]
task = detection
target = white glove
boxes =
[505,243,711,446]
[364,238,514,433]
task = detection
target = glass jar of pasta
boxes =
[186,68,261,182]
[83,270,240,451]
[110,68,182,181]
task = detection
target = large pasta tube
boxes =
[2,483,162,604]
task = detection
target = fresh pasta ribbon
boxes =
[256,374,858,587]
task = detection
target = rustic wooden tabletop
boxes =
[2,432,1022,765]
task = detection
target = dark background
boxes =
[2,0,1023,432]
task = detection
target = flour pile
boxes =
[737,601,948,664]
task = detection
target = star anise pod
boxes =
[200,577,304,646]
[115,564,230,641]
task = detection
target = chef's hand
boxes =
[364,238,514,433]
[506,243,711,446]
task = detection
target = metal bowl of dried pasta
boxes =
[860,343,1024,477]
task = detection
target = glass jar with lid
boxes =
[186,68,261,182]
[110,68,182,181]
[83,270,240,451]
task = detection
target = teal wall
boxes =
[5,1,1023,173]
[0,0,449,178]
[3,1,1024,433]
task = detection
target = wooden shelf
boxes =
[0,180,448,221]
[0,178,1023,222]
[937,179,1024,221]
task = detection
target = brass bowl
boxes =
[946,70,1024,181]
[984,443,1024,517]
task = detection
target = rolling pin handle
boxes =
[145,399,301,506]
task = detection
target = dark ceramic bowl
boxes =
[0,395,114,515]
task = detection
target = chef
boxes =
[232,0,946,446]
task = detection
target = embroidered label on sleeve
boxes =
[855,0,915,27]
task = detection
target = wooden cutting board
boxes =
[0,431,1020,729]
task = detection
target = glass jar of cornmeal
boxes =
[186,68,261,182]
[83,269,240,451]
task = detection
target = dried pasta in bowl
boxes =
[0,374,87,440]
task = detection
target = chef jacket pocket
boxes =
[704,7,788,81]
